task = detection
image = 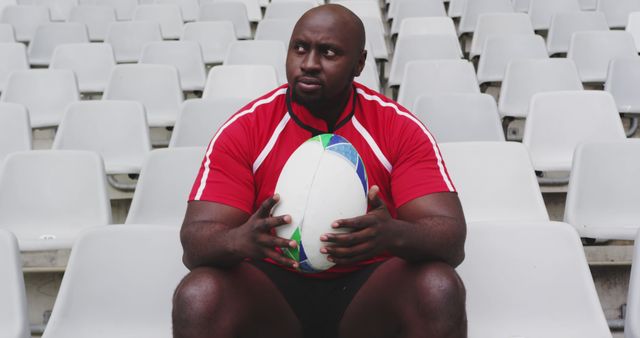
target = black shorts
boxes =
[248,260,383,338]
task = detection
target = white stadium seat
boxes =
[397,17,457,40]
[355,58,380,92]
[0,43,28,92]
[458,221,610,337]
[30,0,76,21]
[522,91,626,172]
[255,18,296,49]
[527,0,581,31]
[579,0,597,10]
[198,2,252,39]
[388,34,462,87]
[52,101,152,175]
[0,103,31,165]
[596,0,640,29]
[447,0,464,18]
[458,0,514,36]
[0,230,29,338]
[512,0,529,12]
[264,0,314,20]
[332,1,383,22]
[568,31,638,83]
[49,43,116,94]
[94,0,138,20]
[498,58,583,119]
[41,225,188,338]
[103,64,184,127]
[105,21,163,63]
[0,69,79,128]
[564,140,640,240]
[27,22,89,67]
[397,60,479,110]
[125,147,205,225]
[223,40,287,84]
[546,11,609,56]
[0,5,50,42]
[0,23,15,42]
[154,0,200,21]
[440,142,547,222]
[133,4,184,40]
[476,34,548,85]
[203,0,262,22]
[181,21,237,64]
[68,5,117,42]
[413,94,505,143]
[140,41,207,91]
[0,150,111,251]
[470,13,535,59]
[605,57,640,114]
[627,233,640,338]
[170,98,246,147]
[203,64,279,100]
[361,16,388,61]
[389,0,447,36]
[626,11,640,53]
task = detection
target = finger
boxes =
[257,214,291,231]
[256,233,297,250]
[368,185,385,210]
[323,241,375,259]
[331,214,375,230]
[320,228,374,246]
[255,194,280,218]
[264,248,299,269]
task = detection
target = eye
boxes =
[324,48,336,57]
[293,43,306,54]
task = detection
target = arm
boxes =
[180,196,299,270]
[321,186,466,268]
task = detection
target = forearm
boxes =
[385,216,466,267]
[180,221,245,270]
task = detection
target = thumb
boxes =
[368,185,386,210]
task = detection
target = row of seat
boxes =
[2,221,639,338]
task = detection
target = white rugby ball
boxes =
[273,134,368,273]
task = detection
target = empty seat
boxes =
[498,58,583,118]
[223,40,287,84]
[512,0,529,12]
[125,147,204,225]
[522,91,626,171]
[627,11,640,52]
[579,0,597,10]
[568,31,637,83]
[0,43,28,92]
[470,13,535,59]
[94,0,137,20]
[627,234,640,338]
[414,94,505,143]
[397,60,480,109]
[198,2,252,39]
[439,142,547,222]
[389,0,447,36]
[333,0,383,22]
[477,34,548,85]
[49,43,116,94]
[31,0,76,21]
[355,58,380,92]
[139,41,207,91]
[181,21,237,64]
[170,98,246,147]
[0,230,29,338]
[52,101,151,175]
[605,57,640,114]
[361,16,388,61]
[0,5,50,42]
[27,23,89,67]
[546,11,609,56]
[203,65,279,99]
[40,225,188,338]
[0,23,15,42]
[254,18,296,48]
[105,21,163,63]
[447,0,464,18]
[203,0,262,22]
[133,4,183,40]
[154,0,199,21]
[564,140,640,240]
[103,64,184,127]
[0,103,31,164]
[596,0,640,28]
[68,5,117,42]
[264,0,314,19]
[388,34,462,87]
[458,221,610,337]
[527,0,581,31]
[0,69,79,128]
[458,0,514,36]
[0,150,111,251]
[397,17,457,40]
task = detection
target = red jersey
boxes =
[189,82,455,278]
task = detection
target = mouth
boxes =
[296,76,322,92]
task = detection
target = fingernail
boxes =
[332,223,339,228]
[320,235,327,241]
[320,247,327,253]
[284,215,291,223]
[290,240,297,248]
[327,256,334,262]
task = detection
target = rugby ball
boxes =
[273,134,368,273]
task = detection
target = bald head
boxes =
[295,4,366,52]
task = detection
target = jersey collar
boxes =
[286,85,357,137]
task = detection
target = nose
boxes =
[300,49,321,73]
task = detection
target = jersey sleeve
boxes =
[390,115,456,208]
[189,118,256,214]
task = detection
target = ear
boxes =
[353,49,367,77]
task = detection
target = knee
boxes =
[173,267,231,317]
[412,262,466,315]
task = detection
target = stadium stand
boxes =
[0,5,50,42]
[180,21,237,64]
[49,43,116,94]
[546,11,609,56]
[169,98,246,147]
[458,0,514,36]
[67,5,117,42]
[0,42,28,92]
[596,0,640,28]
[0,150,111,251]
[458,221,610,337]
[40,225,188,338]
[139,41,207,91]
[469,13,534,60]
[0,103,30,164]
[527,0,581,31]
[223,40,287,84]
[413,94,505,143]
[568,31,637,84]
[105,21,163,63]
[439,142,548,222]
[198,2,252,39]
[133,4,184,40]
[0,230,29,338]
[564,140,640,240]
[125,147,205,225]
[476,34,548,86]
[202,64,279,99]
[27,23,89,67]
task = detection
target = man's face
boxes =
[286,8,366,108]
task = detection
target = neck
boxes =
[304,85,353,128]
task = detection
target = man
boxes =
[173,4,467,338]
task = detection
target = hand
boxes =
[230,194,299,269]
[320,186,394,265]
